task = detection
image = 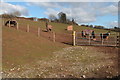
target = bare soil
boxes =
[2,25,119,78]
[2,46,119,78]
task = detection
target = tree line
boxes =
[49,12,78,25]
[1,12,119,31]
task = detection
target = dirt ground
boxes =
[2,26,119,78]
[2,46,119,78]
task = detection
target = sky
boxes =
[0,1,119,28]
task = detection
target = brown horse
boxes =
[46,25,52,32]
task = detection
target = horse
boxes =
[81,29,96,40]
[46,25,52,32]
[45,21,52,32]
[5,20,17,27]
[100,32,110,40]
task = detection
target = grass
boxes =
[3,18,118,35]
[2,26,68,70]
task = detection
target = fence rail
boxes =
[3,19,119,47]
[73,31,119,47]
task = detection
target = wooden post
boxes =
[46,21,48,32]
[53,32,55,42]
[8,20,10,27]
[38,27,40,37]
[116,36,119,46]
[101,33,103,45]
[27,24,29,32]
[89,34,91,45]
[2,19,4,26]
[16,23,19,30]
[73,31,76,46]
[118,35,120,47]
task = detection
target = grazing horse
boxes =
[81,29,96,40]
[5,20,17,27]
[100,32,110,40]
[46,21,52,32]
[46,25,52,32]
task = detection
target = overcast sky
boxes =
[0,1,119,28]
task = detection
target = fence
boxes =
[3,19,119,47]
[73,31,119,47]
[3,20,56,43]
[3,20,74,46]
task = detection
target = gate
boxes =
[73,31,119,47]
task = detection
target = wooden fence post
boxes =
[16,23,19,30]
[89,34,91,45]
[3,19,4,26]
[53,32,55,42]
[116,36,119,46]
[27,24,29,32]
[101,33,103,45]
[38,27,40,37]
[73,31,76,46]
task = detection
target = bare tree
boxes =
[58,12,67,23]
[49,14,57,21]
[11,11,21,17]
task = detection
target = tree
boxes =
[0,11,21,20]
[0,14,16,19]
[54,19,59,22]
[89,25,93,28]
[66,19,72,25]
[10,11,21,17]
[49,14,57,21]
[94,25,104,29]
[58,12,67,23]
[81,24,86,26]
[114,27,119,29]
[72,18,74,22]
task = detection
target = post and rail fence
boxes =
[3,19,119,47]
[73,31,119,47]
[4,22,56,42]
